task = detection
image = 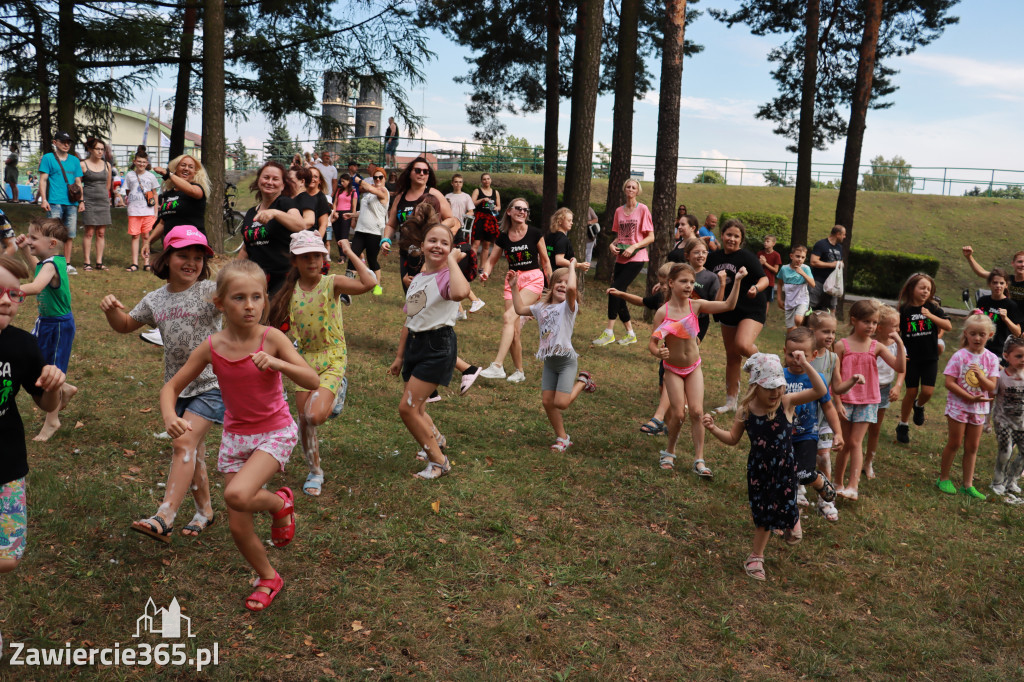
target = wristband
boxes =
[381,237,392,245]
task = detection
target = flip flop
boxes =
[131,515,172,544]
[180,512,215,537]
[303,472,324,497]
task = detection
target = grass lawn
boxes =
[2,199,1023,680]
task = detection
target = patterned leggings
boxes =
[992,425,1024,489]
[0,477,27,561]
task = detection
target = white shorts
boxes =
[785,303,809,328]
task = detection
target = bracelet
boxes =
[381,237,392,245]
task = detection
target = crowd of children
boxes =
[3,194,1024,614]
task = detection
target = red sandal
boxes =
[244,571,283,612]
[270,487,295,548]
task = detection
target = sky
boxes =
[136,0,1023,192]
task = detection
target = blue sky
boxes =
[142,0,1023,189]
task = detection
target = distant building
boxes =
[321,73,384,146]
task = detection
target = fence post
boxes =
[724,159,729,185]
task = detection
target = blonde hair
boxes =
[549,207,573,232]
[164,154,212,200]
[213,260,268,323]
[622,178,642,196]
[542,267,573,305]
[877,304,899,326]
[0,255,29,280]
[806,309,837,331]
[736,383,783,422]
[499,197,530,233]
[657,261,673,280]
[960,312,996,348]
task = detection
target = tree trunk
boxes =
[562,0,604,292]
[30,4,52,151]
[169,0,198,160]
[647,0,687,304]
[597,0,641,284]
[541,0,560,229]
[56,0,76,138]
[791,0,819,248]
[834,0,882,278]
[202,0,225,252]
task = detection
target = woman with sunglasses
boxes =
[478,199,552,383]
[381,157,458,291]
[343,170,390,295]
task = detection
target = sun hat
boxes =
[164,225,214,256]
[744,353,786,389]
[290,230,328,255]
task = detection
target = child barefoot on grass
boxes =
[650,262,746,475]
[936,312,999,500]
[161,260,320,611]
[267,231,377,497]
[101,226,221,542]
[14,218,77,441]
[509,261,595,451]
[703,352,826,581]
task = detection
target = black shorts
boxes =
[715,307,767,327]
[401,326,457,387]
[904,357,939,389]
[765,286,776,303]
[794,439,818,485]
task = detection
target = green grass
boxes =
[3,200,1023,680]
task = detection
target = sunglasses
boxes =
[412,167,430,175]
[373,175,385,180]
[0,286,27,303]
[511,205,530,213]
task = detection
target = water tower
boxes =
[354,80,383,140]
[321,71,353,151]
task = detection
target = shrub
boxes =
[720,211,790,245]
[693,170,726,184]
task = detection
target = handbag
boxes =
[823,261,844,297]
[58,155,82,202]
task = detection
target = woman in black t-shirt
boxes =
[144,154,210,260]
[705,218,770,413]
[238,160,305,295]
[477,198,552,383]
[293,166,331,240]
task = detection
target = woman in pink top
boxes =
[833,300,905,501]
[593,179,654,347]
[160,260,319,613]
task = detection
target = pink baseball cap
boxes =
[164,225,214,256]
[289,230,328,255]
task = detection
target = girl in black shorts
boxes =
[895,273,952,443]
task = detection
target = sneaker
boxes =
[427,390,442,404]
[592,330,615,346]
[414,456,451,480]
[1009,480,1022,495]
[330,377,348,418]
[66,264,78,275]
[457,309,468,321]
[153,431,171,440]
[961,485,987,500]
[912,402,925,426]
[470,299,486,313]
[936,478,958,495]
[616,332,637,345]
[577,371,597,393]
[479,362,506,379]
[372,284,383,296]
[460,365,482,395]
[1005,493,1024,506]
[140,328,164,346]
[796,485,809,507]
[895,423,910,443]
[550,436,572,452]
[991,483,1006,496]
[506,370,526,384]
[714,398,737,414]
[340,294,352,306]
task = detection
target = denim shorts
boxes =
[402,326,457,386]
[878,382,892,410]
[845,403,879,424]
[47,203,78,239]
[175,388,225,425]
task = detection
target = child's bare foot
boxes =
[59,383,78,411]
[863,462,875,479]
[33,415,61,441]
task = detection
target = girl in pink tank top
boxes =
[159,260,319,613]
[833,300,906,501]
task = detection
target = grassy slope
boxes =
[2,196,1023,680]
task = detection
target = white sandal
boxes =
[550,436,572,452]
[817,498,839,522]
[414,456,451,480]
[692,459,713,478]
[659,451,676,470]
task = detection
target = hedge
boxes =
[719,211,939,299]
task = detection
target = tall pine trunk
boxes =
[541,0,560,229]
[834,0,882,273]
[56,0,76,138]
[562,0,604,291]
[791,0,819,248]
[169,0,198,159]
[202,0,225,252]
[597,0,640,284]
[647,0,687,304]
[30,4,52,151]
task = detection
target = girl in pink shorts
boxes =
[937,312,999,500]
[160,260,319,613]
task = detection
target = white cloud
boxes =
[904,53,1024,101]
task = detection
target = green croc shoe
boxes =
[936,479,958,495]
[960,485,987,501]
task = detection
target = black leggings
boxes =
[608,260,645,322]
[348,231,382,272]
